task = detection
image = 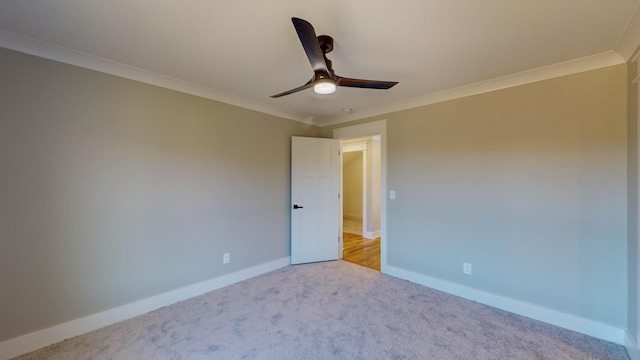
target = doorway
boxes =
[332,120,387,272]
[340,136,382,271]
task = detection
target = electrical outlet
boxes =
[223,253,230,264]
[463,263,472,275]
[390,190,396,200]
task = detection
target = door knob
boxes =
[293,204,304,209]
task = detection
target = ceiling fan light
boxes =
[314,79,336,95]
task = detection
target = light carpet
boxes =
[13,261,629,360]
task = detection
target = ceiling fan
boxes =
[271,17,398,98]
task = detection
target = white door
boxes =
[291,136,340,264]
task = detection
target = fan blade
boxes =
[291,17,329,74]
[270,79,314,98]
[337,76,398,89]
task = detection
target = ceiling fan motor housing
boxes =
[317,35,334,53]
[314,71,333,82]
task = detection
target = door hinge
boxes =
[338,193,340,199]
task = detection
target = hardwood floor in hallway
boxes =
[342,232,380,271]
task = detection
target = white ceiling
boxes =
[1,0,639,126]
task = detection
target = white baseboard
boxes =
[625,330,640,360]
[0,257,290,360]
[363,229,380,239]
[383,265,628,346]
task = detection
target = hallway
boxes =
[342,226,380,271]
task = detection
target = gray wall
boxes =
[0,47,318,341]
[324,65,629,327]
[0,42,632,342]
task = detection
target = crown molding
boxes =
[1,29,628,129]
[615,1,640,61]
[318,51,625,127]
[0,30,315,125]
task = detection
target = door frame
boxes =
[332,120,387,272]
